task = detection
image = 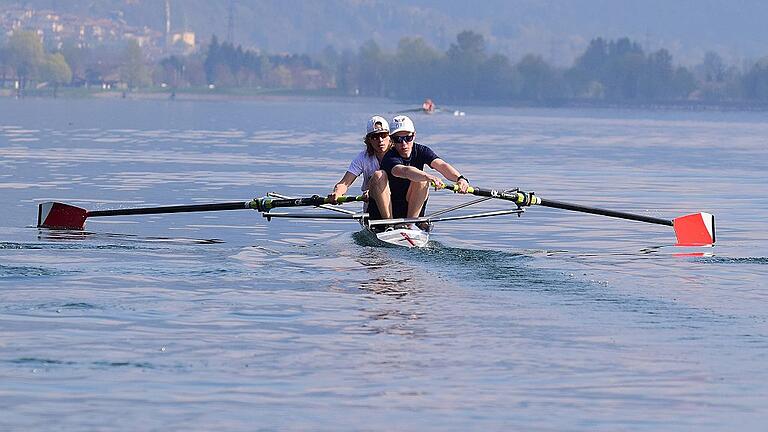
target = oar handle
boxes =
[439,182,672,227]
[438,182,539,206]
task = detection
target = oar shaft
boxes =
[87,201,253,217]
[442,183,672,227]
[85,195,366,218]
[538,198,672,226]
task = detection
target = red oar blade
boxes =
[673,212,715,246]
[37,202,88,230]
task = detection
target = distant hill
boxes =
[4,0,768,66]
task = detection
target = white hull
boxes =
[362,225,430,248]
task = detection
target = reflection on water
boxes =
[1,99,767,430]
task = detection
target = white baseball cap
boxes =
[390,115,415,134]
[366,115,390,135]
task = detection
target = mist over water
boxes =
[1,98,767,431]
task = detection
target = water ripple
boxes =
[2,100,768,431]
[8,357,156,370]
[694,256,768,265]
[0,264,64,278]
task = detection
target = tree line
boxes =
[0,32,72,97]
[4,29,768,104]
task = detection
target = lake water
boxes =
[1,97,767,431]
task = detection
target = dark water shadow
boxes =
[35,229,224,246]
[0,264,69,279]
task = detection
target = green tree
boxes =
[5,31,45,94]
[445,30,487,100]
[0,45,9,82]
[158,55,186,90]
[604,38,645,100]
[696,52,740,101]
[61,40,90,83]
[204,35,221,84]
[39,53,72,97]
[639,49,674,99]
[391,37,442,99]
[702,51,726,82]
[568,38,609,98]
[336,49,357,95]
[476,54,520,100]
[742,59,768,101]
[515,54,560,101]
[568,37,648,101]
[575,38,609,74]
[672,66,696,99]
[120,40,151,90]
[448,31,486,63]
[357,40,388,96]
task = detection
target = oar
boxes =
[440,183,715,246]
[395,108,425,114]
[37,195,366,230]
[435,107,465,116]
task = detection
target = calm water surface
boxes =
[1,98,767,431]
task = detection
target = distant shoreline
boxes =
[0,87,349,102]
[4,87,768,112]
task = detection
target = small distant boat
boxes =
[422,98,436,113]
[398,99,466,116]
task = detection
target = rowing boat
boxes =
[261,190,525,248]
[35,183,716,248]
[256,192,434,248]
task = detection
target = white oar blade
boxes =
[673,212,715,246]
[37,202,88,230]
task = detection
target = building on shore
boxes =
[1,6,194,59]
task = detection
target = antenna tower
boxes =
[227,0,235,44]
[165,0,172,35]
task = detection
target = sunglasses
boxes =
[392,134,415,144]
[368,132,389,140]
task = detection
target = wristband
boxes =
[457,175,468,183]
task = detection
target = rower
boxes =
[422,98,435,113]
[328,115,392,220]
[374,115,470,224]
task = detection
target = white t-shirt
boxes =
[347,150,380,192]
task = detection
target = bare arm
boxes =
[389,158,469,193]
[328,171,358,203]
[429,158,470,192]
[391,164,442,185]
[430,158,460,181]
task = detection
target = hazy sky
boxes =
[5,0,768,66]
[378,0,768,66]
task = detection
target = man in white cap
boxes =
[328,115,392,220]
[374,115,470,222]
